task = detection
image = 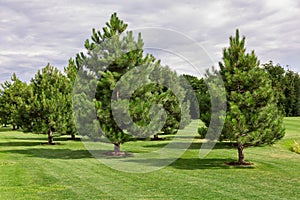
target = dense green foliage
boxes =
[27,64,70,144]
[129,66,191,137]
[185,61,300,140]
[262,61,300,117]
[0,64,77,144]
[0,74,30,129]
[63,59,78,139]
[180,74,210,120]
[75,13,191,152]
[219,30,285,164]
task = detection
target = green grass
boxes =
[0,118,300,199]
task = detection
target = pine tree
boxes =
[263,61,300,117]
[262,61,286,113]
[284,70,300,116]
[128,65,191,139]
[0,80,13,126]
[219,30,285,164]
[75,13,191,153]
[0,74,29,129]
[63,59,78,140]
[293,73,300,116]
[180,74,206,120]
[29,64,69,144]
[75,13,158,153]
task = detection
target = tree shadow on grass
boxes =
[171,158,232,170]
[121,157,255,170]
[0,148,99,159]
[2,137,46,141]
[1,148,256,169]
[0,141,44,147]
[0,135,81,146]
[170,158,255,170]
[0,128,23,132]
[143,142,236,150]
[7,136,81,142]
[1,126,28,132]
[0,137,79,147]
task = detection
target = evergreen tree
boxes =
[29,64,69,144]
[63,59,78,140]
[263,61,300,117]
[262,61,286,113]
[0,80,13,126]
[75,13,191,153]
[293,72,300,116]
[180,74,214,138]
[0,74,29,129]
[180,74,208,120]
[129,65,191,139]
[219,30,285,164]
[284,70,300,116]
[75,13,155,152]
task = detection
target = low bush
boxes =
[291,140,300,154]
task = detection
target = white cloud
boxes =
[0,0,299,83]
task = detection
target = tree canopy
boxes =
[74,13,191,153]
[28,64,70,144]
[219,30,285,164]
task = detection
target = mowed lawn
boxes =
[0,118,300,200]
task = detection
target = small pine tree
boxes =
[0,74,29,129]
[219,30,285,164]
[29,64,69,144]
[0,78,14,127]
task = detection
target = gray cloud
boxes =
[0,0,299,83]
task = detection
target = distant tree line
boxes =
[262,61,300,117]
[183,61,300,125]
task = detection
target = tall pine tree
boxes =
[75,13,191,153]
[219,30,285,164]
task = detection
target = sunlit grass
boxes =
[0,118,299,199]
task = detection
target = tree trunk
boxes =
[114,143,120,153]
[153,133,159,140]
[238,143,245,164]
[48,129,53,144]
[12,125,16,130]
[71,134,76,140]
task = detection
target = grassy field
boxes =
[0,118,300,199]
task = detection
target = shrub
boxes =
[198,126,207,139]
[291,140,300,154]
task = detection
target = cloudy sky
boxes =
[0,0,299,83]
